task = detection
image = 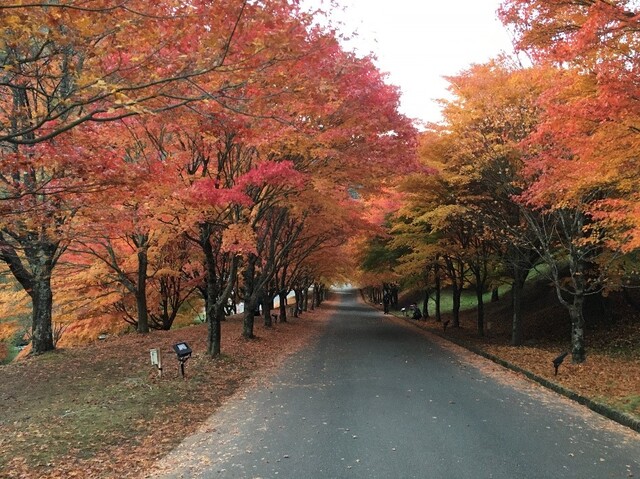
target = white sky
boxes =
[310,0,515,125]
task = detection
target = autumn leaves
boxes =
[377,1,640,364]
[0,2,416,355]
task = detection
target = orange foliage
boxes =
[500,0,640,251]
[0,321,19,342]
[0,0,418,356]
[57,315,129,349]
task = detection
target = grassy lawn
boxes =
[405,284,511,316]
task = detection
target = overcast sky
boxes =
[310,0,515,125]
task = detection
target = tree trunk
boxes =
[31,273,54,354]
[207,302,221,357]
[476,285,484,337]
[435,271,441,322]
[422,289,430,319]
[279,291,287,322]
[262,290,272,320]
[243,298,257,337]
[569,298,586,363]
[491,288,499,302]
[136,245,149,333]
[2,236,59,354]
[294,289,302,317]
[452,283,461,328]
[242,255,258,338]
[28,243,58,354]
[511,280,523,346]
[205,276,221,356]
[202,228,220,356]
[263,294,273,328]
[473,268,485,336]
[510,271,527,346]
[390,283,399,308]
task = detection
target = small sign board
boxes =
[150,348,163,377]
[150,348,160,366]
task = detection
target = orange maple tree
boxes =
[498,0,640,361]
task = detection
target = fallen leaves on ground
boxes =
[0,307,330,479]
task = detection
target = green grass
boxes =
[621,395,640,415]
[404,284,511,316]
[1,344,21,365]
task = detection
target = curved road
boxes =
[151,289,640,479]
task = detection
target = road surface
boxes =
[150,289,640,479]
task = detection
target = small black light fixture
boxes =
[552,351,569,376]
[173,342,192,378]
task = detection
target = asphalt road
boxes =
[150,289,640,479]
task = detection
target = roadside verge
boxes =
[377,304,640,434]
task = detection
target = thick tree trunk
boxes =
[569,298,586,363]
[31,273,54,354]
[263,294,273,328]
[28,244,58,354]
[202,229,221,357]
[243,298,257,338]
[303,288,309,311]
[207,302,221,357]
[136,246,149,333]
[2,237,59,354]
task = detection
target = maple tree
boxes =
[391,130,476,330]
[0,0,288,145]
[499,0,640,251]
[68,171,196,334]
[498,0,640,361]
[0,0,284,353]
[237,175,307,337]
[0,122,124,353]
[513,77,626,363]
[0,0,418,359]
[389,61,566,343]
[434,60,550,343]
